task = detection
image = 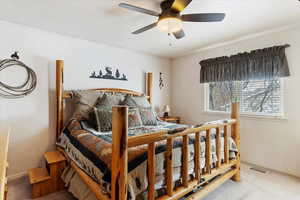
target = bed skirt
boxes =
[62,165,98,200]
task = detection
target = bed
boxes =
[55,60,241,200]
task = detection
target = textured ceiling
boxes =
[0,0,299,58]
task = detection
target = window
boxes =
[205,79,283,116]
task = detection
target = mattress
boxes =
[57,119,238,200]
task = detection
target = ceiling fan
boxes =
[119,0,225,39]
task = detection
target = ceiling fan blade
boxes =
[173,29,185,39]
[132,23,157,34]
[181,13,226,22]
[171,0,193,12]
[119,3,160,17]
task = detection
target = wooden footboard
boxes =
[111,103,241,200]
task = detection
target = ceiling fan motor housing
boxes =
[160,0,176,11]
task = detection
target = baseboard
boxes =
[241,161,300,179]
[7,171,28,182]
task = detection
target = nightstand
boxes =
[160,116,181,124]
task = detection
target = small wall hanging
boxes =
[0,52,37,99]
[159,72,164,90]
[90,67,128,81]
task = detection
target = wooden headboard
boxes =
[56,60,153,140]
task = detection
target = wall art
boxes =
[90,67,128,81]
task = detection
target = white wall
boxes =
[0,20,171,177]
[171,26,300,177]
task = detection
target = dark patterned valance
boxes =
[200,45,290,83]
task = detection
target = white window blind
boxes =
[207,79,282,116]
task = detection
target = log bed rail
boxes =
[111,105,240,200]
[56,60,240,200]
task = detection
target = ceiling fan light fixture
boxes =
[157,17,182,33]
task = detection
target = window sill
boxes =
[202,111,287,121]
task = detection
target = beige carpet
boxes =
[7,163,300,200]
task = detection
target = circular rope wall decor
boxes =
[0,52,37,99]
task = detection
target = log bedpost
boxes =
[56,60,64,140]
[111,106,128,200]
[231,102,241,182]
[146,72,153,104]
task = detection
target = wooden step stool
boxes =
[28,168,52,198]
[28,150,67,198]
[44,151,67,191]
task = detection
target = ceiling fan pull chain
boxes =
[168,33,172,47]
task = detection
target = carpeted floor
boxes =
[7,176,75,200]
[7,163,300,200]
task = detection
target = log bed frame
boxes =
[55,60,241,200]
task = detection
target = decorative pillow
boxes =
[122,95,151,108]
[95,93,124,109]
[93,93,126,131]
[94,107,143,132]
[73,90,103,106]
[139,107,158,126]
[94,108,113,132]
[88,109,98,129]
[72,90,103,120]
[128,108,143,128]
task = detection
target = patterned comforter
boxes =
[57,119,238,199]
